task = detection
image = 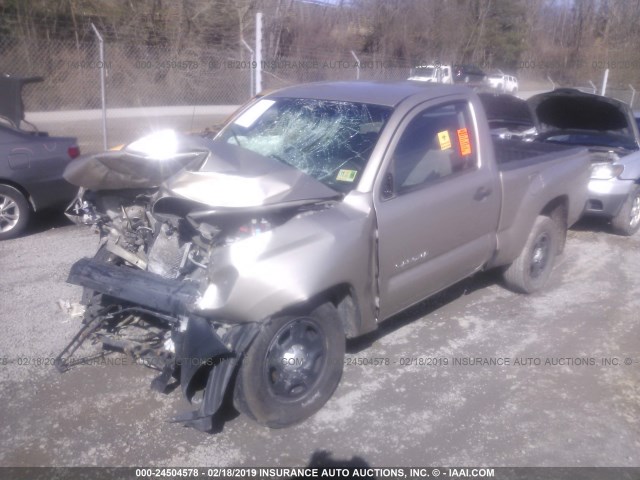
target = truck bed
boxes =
[489,138,591,267]
[493,138,577,169]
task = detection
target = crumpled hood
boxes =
[163,140,341,208]
[64,132,211,189]
[527,89,639,145]
[64,130,340,208]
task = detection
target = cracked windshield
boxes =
[218,98,392,192]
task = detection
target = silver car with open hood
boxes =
[528,88,640,235]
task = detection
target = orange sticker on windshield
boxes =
[437,130,452,150]
[457,128,472,156]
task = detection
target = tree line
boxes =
[2,0,640,86]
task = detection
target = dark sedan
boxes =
[0,123,80,239]
[0,74,80,239]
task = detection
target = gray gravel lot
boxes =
[0,213,639,467]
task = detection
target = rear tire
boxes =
[611,185,640,236]
[234,303,345,428]
[503,215,560,294]
[0,184,30,240]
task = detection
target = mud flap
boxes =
[171,322,260,432]
[176,316,230,401]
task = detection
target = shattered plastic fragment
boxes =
[57,299,86,318]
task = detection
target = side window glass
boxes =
[391,102,477,194]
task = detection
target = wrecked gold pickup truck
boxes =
[57,81,590,431]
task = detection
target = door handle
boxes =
[474,186,492,201]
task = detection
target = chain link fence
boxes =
[0,37,412,110]
[2,35,635,153]
[549,82,638,108]
[0,38,252,109]
[0,36,413,151]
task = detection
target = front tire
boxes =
[611,185,640,236]
[234,303,345,428]
[503,215,560,294]
[0,184,30,240]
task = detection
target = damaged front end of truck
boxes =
[56,95,388,430]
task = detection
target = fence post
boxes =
[588,80,596,94]
[547,75,556,90]
[629,84,636,108]
[351,51,360,80]
[255,12,262,94]
[241,38,254,98]
[601,69,609,96]
[91,23,107,151]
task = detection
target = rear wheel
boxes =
[503,215,560,293]
[234,303,345,428]
[0,184,30,240]
[611,185,640,236]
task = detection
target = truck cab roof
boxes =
[267,81,471,108]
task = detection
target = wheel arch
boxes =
[491,194,569,268]
[276,283,363,339]
[0,178,35,211]
[540,195,569,254]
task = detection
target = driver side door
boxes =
[374,99,501,320]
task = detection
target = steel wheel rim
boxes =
[0,194,20,233]
[530,232,550,279]
[629,194,640,229]
[264,318,327,400]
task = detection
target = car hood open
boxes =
[527,89,640,147]
[0,75,43,128]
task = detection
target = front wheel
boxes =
[234,303,345,428]
[503,215,560,294]
[611,185,640,236]
[0,184,30,240]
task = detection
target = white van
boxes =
[488,73,518,93]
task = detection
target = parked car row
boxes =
[408,63,493,90]
[408,64,519,95]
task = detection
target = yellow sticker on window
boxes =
[437,130,452,150]
[336,169,358,182]
[457,128,472,156]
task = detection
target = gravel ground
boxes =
[0,212,639,467]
